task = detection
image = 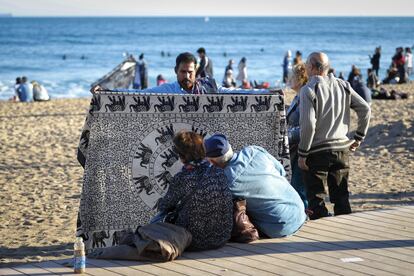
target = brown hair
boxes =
[291,63,308,87]
[173,131,205,164]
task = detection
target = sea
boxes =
[0,17,413,100]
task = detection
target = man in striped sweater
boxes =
[298,52,371,220]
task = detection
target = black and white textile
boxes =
[76,91,290,252]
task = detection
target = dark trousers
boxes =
[303,150,351,220]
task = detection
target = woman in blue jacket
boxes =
[287,63,309,209]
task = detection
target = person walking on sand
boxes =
[133,53,148,89]
[405,47,412,76]
[298,52,371,220]
[282,50,293,84]
[370,47,381,77]
[293,50,303,66]
[392,47,407,83]
[196,47,214,78]
[236,57,248,86]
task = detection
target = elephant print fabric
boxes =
[76,91,290,252]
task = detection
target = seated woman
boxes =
[155,131,233,251]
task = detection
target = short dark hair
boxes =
[173,131,205,164]
[22,76,28,82]
[197,47,206,54]
[175,52,197,71]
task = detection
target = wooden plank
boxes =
[55,258,122,276]
[358,211,414,226]
[176,256,244,276]
[352,213,414,232]
[215,245,310,276]
[304,221,414,254]
[349,212,414,232]
[334,213,414,234]
[310,217,414,244]
[33,260,79,275]
[387,208,414,218]
[86,259,155,276]
[250,238,398,276]
[184,250,278,276]
[379,209,414,219]
[114,259,228,276]
[150,259,217,276]
[396,206,414,212]
[229,241,371,276]
[298,227,414,264]
[284,234,414,275]
[206,245,309,276]
[384,206,414,214]
[328,215,414,238]
[0,267,25,275]
[12,263,58,275]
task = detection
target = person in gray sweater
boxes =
[298,52,371,220]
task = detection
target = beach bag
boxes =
[230,198,259,243]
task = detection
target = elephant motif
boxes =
[227,96,248,112]
[154,96,175,112]
[155,124,174,145]
[92,230,110,248]
[129,96,151,112]
[179,96,200,112]
[203,96,224,113]
[251,96,271,112]
[134,143,152,169]
[105,95,126,112]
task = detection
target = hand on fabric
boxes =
[298,157,309,171]
[349,140,361,152]
[90,85,103,93]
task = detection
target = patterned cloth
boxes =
[76,91,290,252]
[158,161,233,250]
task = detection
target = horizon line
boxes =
[2,14,414,18]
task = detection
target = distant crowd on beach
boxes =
[134,45,413,95]
[10,76,50,102]
[10,45,413,103]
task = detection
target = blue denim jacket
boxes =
[287,95,300,145]
[17,83,33,102]
[224,146,306,238]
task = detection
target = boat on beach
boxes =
[91,55,136,90]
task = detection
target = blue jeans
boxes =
[150,212,167,224]
[291,155,308,209]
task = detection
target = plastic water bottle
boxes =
[73,237,86,274]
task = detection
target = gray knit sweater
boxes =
[298,73,371,157]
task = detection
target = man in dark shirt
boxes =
[370,47,381,77]
[196,47,214,78]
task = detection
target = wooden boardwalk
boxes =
[2,206,414,276]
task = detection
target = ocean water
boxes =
[0,17,413,100]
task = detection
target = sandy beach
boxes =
[0,84,413,267]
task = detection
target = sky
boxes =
[0,0,413,16]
